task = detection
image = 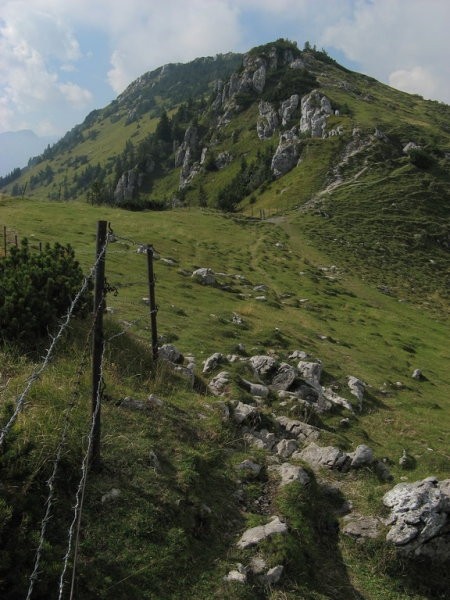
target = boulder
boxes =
[244,429,277,452]
[348,444,374,468]
[342,513,381,540]
[271,129,300,177]
[297,360,322,385]
[263,565,284,585]
[249,355,279,380]
[322,387,354,411]
[412,369,422,380]
[275,416,320,444]
[295,442,349,471]
[215,151,233,169]
[158,343,184,364]
[234,402,259,425]
[300,90,333,138]
[275,439,298,458]
[236,459,262,476]
[271,362,298,391]
[348,376,365,409]
[203,352,227,374]
[240,378,269,398]
[192,268,215,285]
[208,371,231,396]
[279,94,299,126]
[237,516,288,549]
[383,477,450,560]
[271,463,310,487]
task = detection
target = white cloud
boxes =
[59,82,92,108]
[321,0,450,103]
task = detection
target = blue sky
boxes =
[0,0,449,139]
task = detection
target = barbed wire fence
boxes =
[0,220,163,598]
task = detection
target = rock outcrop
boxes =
[271,129,301,177]
[257,101,279,139]
[300,90,333,138]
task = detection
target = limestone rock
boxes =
[272,462,310,487]
[300,90,333,138]
[158,344,184,364]
[249,355,279,380]
[322,387,354,411]
[279,94,299,126]
[276,416,320,444]
[224,567,247,583]
[275,439,298,458]
[236,459,262,476]
[253,63,267,93]
[257,101,279,139]
[203,352,227,374]
[403,141,421,154]
[271,129,300,178]
[383,477,450,560]
[412,369,422,380]
[263,565,284,585]
[295,442,349,471]
[297,360,322,385]
[342,513,381,540]
[249,556,267,575]
[209,371,231,396]
[240,378,269,398]
[244,429,277,452]
[271,362,298,391]
[348,376,365,409]
[237,516,288,549]
[216,151,233,169]
[234,401,259,425]
[192,268,215,286]
[349,444,374,468]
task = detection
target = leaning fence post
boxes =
[91,220,107,468]
[146,245,158,362]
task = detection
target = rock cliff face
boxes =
[257,101,279,140]
[300,90,333,138]
[271,129,301,178]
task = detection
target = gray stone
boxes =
[275,416,320,444]
[271,128,300,177]
[208,371,231,396]
[295,442,349,471]
[300,90,333,138]
[412,369,422,380]
[348,376,365,409]
[322,387,354,412]
[297,360,322,385]
[249,355,278,380]
[101,488,121,504]
[279,94,299,126]
[192,268,215,286]
[215,151,233,169]
[236,459,262,476]
[148,450,160,470]
[349,444,374,468]
[264,565,284,585]
[249,556,267,575]
[234,402,259,424]
[383,478,450,560]
[375,460,393,482]
[271,362,298,391]
[272,463,310,487]
[237,516,288,549]
[288,350,309,360]
[342,513,381,540]
[203,352,226,374]
[257,100,279,139]
[158,343,184,364]
[399,450,414,469]
[224,569,246,583]
[275,439,298,458]
[244,429,277,452]
[240,378,269,398]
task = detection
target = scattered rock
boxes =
[342,513,381,540]
[399,450,414,469]
[275,439,298,458]
[249,355,279,380]
[192,268,216,286]
[237,516,288,549]
[275,416,320,444]
[158,344,184,364]
[224,566,247,583]
[203,352,227,374]
[412,369,422,380]
[236,459,262,476]
[288,350,309,360]
[271,363,298,391]
[240,378,269,398]
[297,360,322,385]
[322,387,354,411]
[271,128,300,177]
[349,444,374,468]
[383,477,450,560]
[295,442,349,471]
[234,402,259,425]
[271,463,310,487]
[347,376,365,409]
[263,565,284,585]
[209,371,232,396]
[249,555,267,575]
[244,429,277,452]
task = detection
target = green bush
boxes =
[0,239,91,346]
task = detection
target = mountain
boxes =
[2,39,448,306]
[1,40,449,600]
[0,129,57,177]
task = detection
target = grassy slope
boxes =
[0,196,449,599]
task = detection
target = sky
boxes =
[1,0,449,139]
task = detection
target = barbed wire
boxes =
[57,316,107,600]
[0,237,109,450]
[25,320,96,600]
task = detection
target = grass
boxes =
[0,195,449,598]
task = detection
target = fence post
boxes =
[3,226,6,257]
[91,220,107,468]
[146,245,158,362]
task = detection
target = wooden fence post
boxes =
[146,245,159,362]
[91,220,107,468]
[3,226,6,257]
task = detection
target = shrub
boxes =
[409,148,435,169]
[0,239,91,346]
